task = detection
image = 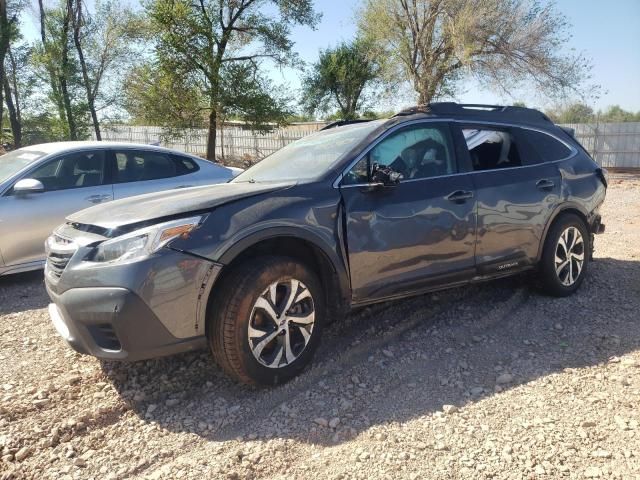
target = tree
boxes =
[302,39,380,120]
[598,105,640,123]
[545,102,594,124]
[0,0,21,144]
[145,0,318,160]
[69,0,139,140]
[34,0,82,140]
[358,0,596,105]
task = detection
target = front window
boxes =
[0,149,47,184]
[343,123,455,185]
[232,120,385,183]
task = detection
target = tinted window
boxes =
[114,151,177,183]
[463,129,522,170]
[28,151,106,191]
[518,129,572,162]
[171,155,200,175]
[343,124,455,185]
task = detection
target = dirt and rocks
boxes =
[1,178,639,480]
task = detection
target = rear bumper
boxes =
[46,284,207,361]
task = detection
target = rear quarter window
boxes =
[518,129,573,163]
[171,155,200,175]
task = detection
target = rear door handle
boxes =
[446,190,474,203]
[536,179,555,191]
[85,194,111,204]
[176,185,194,189]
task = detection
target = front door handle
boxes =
[446,190,474,203]
[536,179,555,191]
[85,194,111,204]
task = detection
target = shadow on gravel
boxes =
[102,256,640,447]
[0,270,48,314]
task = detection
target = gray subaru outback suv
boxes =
[45,103,607,385]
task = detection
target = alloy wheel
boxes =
[248,278,315,368]
[554,226,585,286]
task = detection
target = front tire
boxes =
[208,256,325,385]
[538,214,590,297]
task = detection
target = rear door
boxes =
[0,149,112,268]
[340,121,477,303]
[453,124,565,274]
[111,149,198,199]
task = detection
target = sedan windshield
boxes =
[232,120,385,183]
[0,149,47,184]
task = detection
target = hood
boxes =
[67,181,293,230]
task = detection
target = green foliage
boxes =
[143,0,318,159]
[302,39,380,120]
[598,105,640,123]
[545,103,640,124]
[545,103,595,124]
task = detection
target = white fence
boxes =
[99,123,324,161]
[99,121,640,169]
[561,122,640,169]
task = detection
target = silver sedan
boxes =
[0,141,241,276]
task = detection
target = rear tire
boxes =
[208,256,325,385]
[538,214,590,297]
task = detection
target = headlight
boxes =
[89,216,203,264]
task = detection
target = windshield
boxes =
[232,120,385,183]
[0,149,47,184]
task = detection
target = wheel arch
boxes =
[206,229,351,337]
[536,204,590,263]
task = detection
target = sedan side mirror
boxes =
[13,178,45,195]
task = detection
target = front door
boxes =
[0,150,112,268]
[339,122,477,303]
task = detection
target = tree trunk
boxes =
[38,0,68,132]
[0,0,9,144]
[60,3,77,140]
[3,76,20,147]
[206,108,217,161]
[70,0,101,140]
[8,48,20,126]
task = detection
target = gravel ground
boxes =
[1,178,639,480]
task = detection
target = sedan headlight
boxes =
[89,216,203,264]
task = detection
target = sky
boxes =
[270,0,640,113]
[20,0,640,114]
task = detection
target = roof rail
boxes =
[393,102,552,124]
[320,119,374,131]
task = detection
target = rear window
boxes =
[518,129,572,163]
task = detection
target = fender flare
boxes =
[535,202,591,262]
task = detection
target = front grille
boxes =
[45,232,79,280]
[47,252,73,278]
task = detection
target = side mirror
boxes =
[371,164,403,186]
[13,178,45,195]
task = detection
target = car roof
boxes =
[389,102,554,128]
[18,141,196,157]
